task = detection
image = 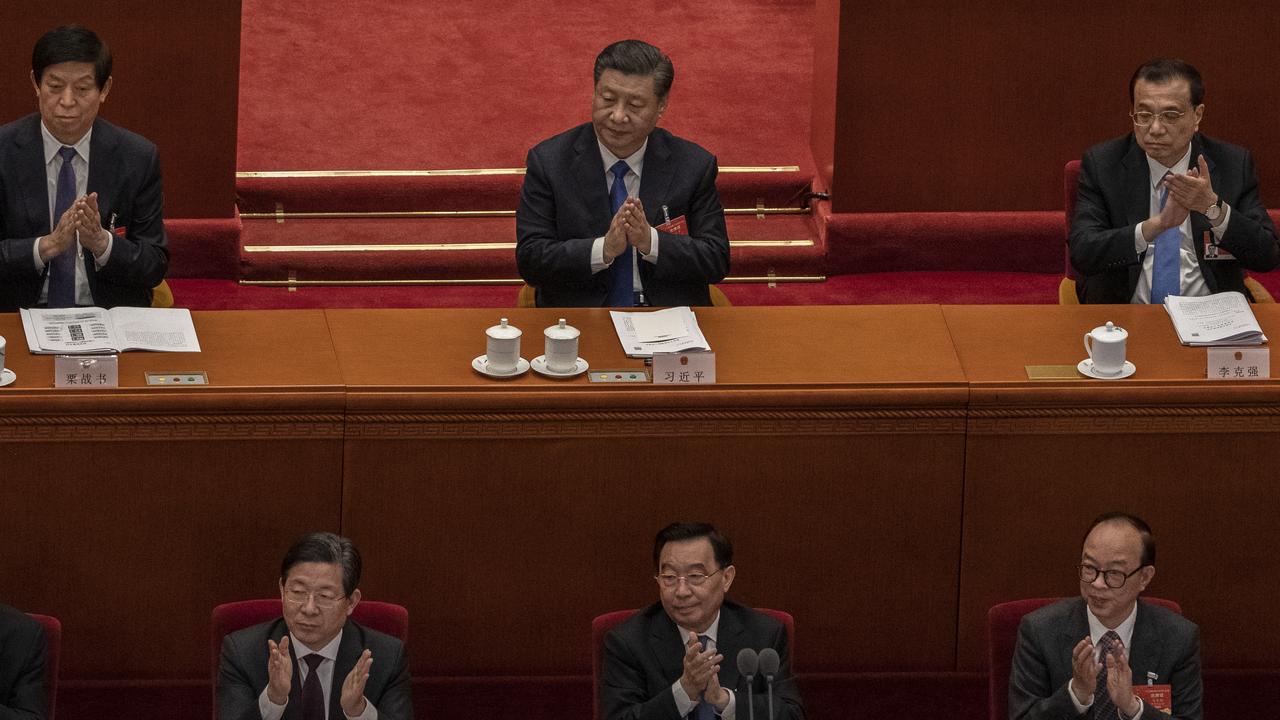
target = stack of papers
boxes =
[610,306,711,358]
[20,306,202,354]
[1163,292,1267,346]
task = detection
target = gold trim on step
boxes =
[239,206,810,220]
[235,165,801,179]
[238,275,826,288]
[243,239,813,253]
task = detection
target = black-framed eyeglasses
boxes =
[1078,563,1145,589]
[1130,110,1187,127]
[655,568,722,588]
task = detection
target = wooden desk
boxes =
[327,306,969,674]
[944,305,1280,670]
[0,311,345,680]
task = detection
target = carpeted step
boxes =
[238,213,824,282]
[236,164,816,216]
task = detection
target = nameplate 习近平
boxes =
[653,351,716,385]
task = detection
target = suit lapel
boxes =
[638,130,675,226]
[87,119,115,225]
[1122,137,1151,293]
[648,610,687,691]
[15,116,52,235]
[1127,601,1165,684]
[715,604,745,692]
[569,125,612,232]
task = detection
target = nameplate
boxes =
[653,351,716,385]
[54,354,119,388]
[1207,347,1269,380]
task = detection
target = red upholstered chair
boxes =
[987,597,1181,720]
[27,613,60,720]
[591,608,795,720]
[210,599,409,719]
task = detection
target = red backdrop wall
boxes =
[0,1,241,218]
[812,2,1280,212]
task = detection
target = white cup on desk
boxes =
[543,318,580,373]
[484,318,522,373]
[1083,321,1127,376]
[0,334,6,372]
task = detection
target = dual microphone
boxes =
[735,647,780,720]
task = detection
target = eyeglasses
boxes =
[655,568,722,588]
[283,588,345,610]
[1078,563,1145,589]
[1130,110,1187,127]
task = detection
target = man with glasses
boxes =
[1009,513,1202,719]
[600,522,805,720]
[217,532,411,720]
[1068,58,1278,303]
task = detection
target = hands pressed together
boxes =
[38,192,111,263]
[678,631,730,712]
[1147,155,1221,240]
[603,197,653,264]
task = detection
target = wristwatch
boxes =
[1204,196,1223,221]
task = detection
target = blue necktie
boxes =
[48,146,80,308]
[695,634,715,720]
[607,160,634,307]
[1149,176,1181,305]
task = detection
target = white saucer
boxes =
[472,355,529,378]
[531,355,589,378]
[0,368,14,387]
[1077,359,1136,380]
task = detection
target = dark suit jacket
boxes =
[1069,132,1279,303]
[600,600,805,720]
[217,617,411,720]
[516,123,730,307]
[1009,597,1202,720]
[0,113,168,311]
[0,603,45,720]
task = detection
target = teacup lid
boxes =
[487,317,522,339]
[545,318,580,340]
[1090,320,1127,340]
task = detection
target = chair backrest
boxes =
[1063,160,1082,280]
[210,599,409,719]
[987,596,1181,720]
[27,613,60,720]
[591,607,795,720]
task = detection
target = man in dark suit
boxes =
[1009,513,1202,720]
[1069,58,1278,304]
[217,533,411,720]
[601,522,804,720]
[0,603,46,719]
[0,25,168,312]
[516,40,729,307]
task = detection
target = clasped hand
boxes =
[1070,636,1141,718]
[1156,155,1218,232]
[678,631,730,711]
[602,198,653,263]
[38,192,111,263]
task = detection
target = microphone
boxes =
[736,648,759,720]
[758,648,780,720]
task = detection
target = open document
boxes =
[610,306,711,358]
[1164,292,1267,346]
[20,307,202,354]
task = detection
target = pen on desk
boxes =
[662,204,671,224]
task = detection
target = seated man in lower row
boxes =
[601,522,805,720]
[0,602,46,718]
[1009,512,1202,720]
[217,532,412,720]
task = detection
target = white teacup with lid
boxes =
[484,317,522,373]
[543,318,581,374]
[1083,321,1128,376]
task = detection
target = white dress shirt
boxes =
[1129,148,1232,303]
[590,139,661,293]
[258,630,377,720]
[1067,602,1145,717]
[670,611,738,719]
[35,121,114,306]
